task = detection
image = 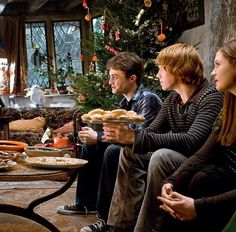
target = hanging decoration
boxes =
[134,9,145,26]
[156,22,166,42]
[162,1,168,11]
[115,28,121,41]
[101,22,110,31]
[82,0,88,9]
[144,0,152,8]
[101,9,110,31]
[89,62,95,73]
[105,45,120,55]
[91,54,98,62]
[80,54,85,62]
[85,8,92,21]
[77,94,86,104]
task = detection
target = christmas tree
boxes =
[74,0,181,112]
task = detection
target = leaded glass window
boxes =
[25,20,82,88]
[25,22,48,87]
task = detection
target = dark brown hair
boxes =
[106,51,144,86]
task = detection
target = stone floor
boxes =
[0,180,97,232]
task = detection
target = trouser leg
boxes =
[76,142,109,207]
[107,146,152,230]
[97,144,121,220]
[134,148,186,232]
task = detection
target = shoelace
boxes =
[90,220,106,230]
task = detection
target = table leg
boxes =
[0,169,78,232]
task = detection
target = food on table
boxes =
[0,158,17,169]
[0,150,19,160]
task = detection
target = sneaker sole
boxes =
[56,207,97,215]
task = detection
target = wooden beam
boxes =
[63,0,82,11]
[27,0,49,12]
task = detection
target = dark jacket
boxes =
[97,84,162,140]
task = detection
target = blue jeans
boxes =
[107,148,186,231]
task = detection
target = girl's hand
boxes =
[157,191,197,221]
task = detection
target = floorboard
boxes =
[0,180,97,232]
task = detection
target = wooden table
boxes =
[0,163,78,232]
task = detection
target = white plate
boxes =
[83,119,144,124]
[25,157,88,169]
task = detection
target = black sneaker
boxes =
[80,219,110,232]
[57,204,96,215]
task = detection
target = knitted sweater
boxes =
[133,80,224,156]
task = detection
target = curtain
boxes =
[0,16,27,94]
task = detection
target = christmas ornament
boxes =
[157,33,166,42]
[156,22,166,42]
[101,9,109,31]
[89,62,95,72]
[85,8,91,21]
[101,23,110,31]
[105,45,120,55]
[115,28,121,41]
[78,94,86,103]
[80,54,84,62]
[91,54,98,62]
[85,13,92,21]
[144,0,152,7]
[82,0,88,9]
[162,1,168,11]
[134,9,145,26]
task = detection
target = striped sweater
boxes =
[133,81,224,156]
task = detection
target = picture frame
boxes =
[168,0,205,32]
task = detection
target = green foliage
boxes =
[74,72,122,113]
[56,53,75,87]
[74,0,181,110]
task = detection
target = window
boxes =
[25,22,47,87]
[25,20,82,88]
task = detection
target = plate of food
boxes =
[81,108,145,124]
[24,146,74,157]
[25,156,88,169]
[0,150,20,161]
[0,158,17,171]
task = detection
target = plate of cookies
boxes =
[25,157,88,169]
[81,108,145,124]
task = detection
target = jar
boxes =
[53,136,69,148]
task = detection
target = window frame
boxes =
[25,14,90,88]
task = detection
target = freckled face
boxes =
[211,51,236,93]
[156,65,179,91]
[108,68,132,95]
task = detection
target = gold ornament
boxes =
[85,14,92,21]
[144,0,152,7]
[78,94,86,103]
